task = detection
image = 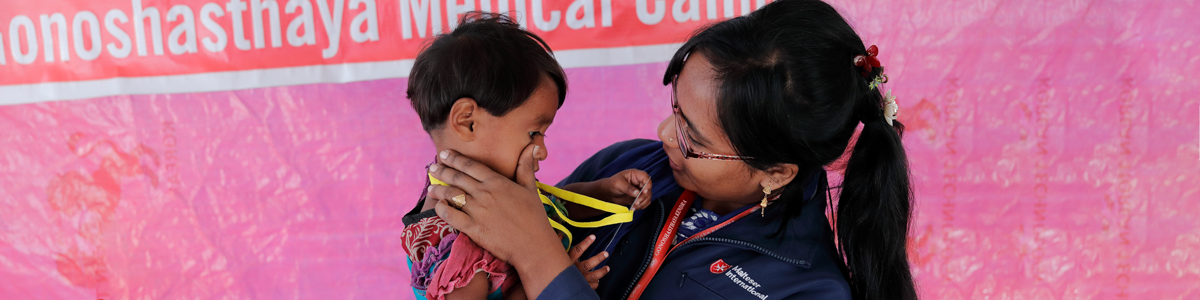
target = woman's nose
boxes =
[658,116,677,149]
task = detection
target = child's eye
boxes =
[529,131,545,138]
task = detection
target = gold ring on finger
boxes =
[450,194,467,209]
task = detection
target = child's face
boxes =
[463,76,559,179]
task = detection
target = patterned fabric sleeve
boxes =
[402,216,458,263]
[412,232,459,291]
[403,215,516,300]
[425,234,516,300]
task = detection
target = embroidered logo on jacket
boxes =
[723,265,770,300]
[710,259,731,274]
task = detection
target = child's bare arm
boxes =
[561,169,652,219]
[504,284,527,300]
[559,181,603,218]
[443,273,491,300]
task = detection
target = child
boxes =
[400,13,652,300]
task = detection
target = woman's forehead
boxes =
[676,53,730,146]
[677,53,718,113]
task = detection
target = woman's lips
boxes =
[668,156,682,171]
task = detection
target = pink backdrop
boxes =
[2,0,1198,299]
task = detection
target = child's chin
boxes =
[498,168,520,181]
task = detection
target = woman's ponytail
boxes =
[837,91,917,300]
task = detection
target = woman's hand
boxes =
[427,145,574,299]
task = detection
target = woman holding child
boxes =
[419,0,917,299]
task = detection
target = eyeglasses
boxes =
[671,85,754,161]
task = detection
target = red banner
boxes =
[0,0,766,87]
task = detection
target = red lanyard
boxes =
[626,190,761,300]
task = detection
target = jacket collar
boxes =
[699,170,832,267]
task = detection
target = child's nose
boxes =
[534,139,549,161]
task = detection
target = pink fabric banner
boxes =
[1,0,1197,299]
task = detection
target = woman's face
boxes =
[658,52,767,206]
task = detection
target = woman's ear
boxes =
[761,163,800,192]
[447,98,478,142]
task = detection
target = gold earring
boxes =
[760,185,772,217]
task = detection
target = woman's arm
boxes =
[426,146,600,300]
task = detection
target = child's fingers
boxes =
[627,184,640,197]
[630,169,651,186]
[569,235,596,261]
[619,169,647,186]
[585,266,610,283]
[631,179,652,209]
[633,189,651,210]
[608,172,637,196]
[578,251,609,271]
[623,169,652,197]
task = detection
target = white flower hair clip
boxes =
[883,90,899,126]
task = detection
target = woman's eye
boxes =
[529,131,544,138]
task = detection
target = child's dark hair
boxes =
[407,12,568,132]
[663,0,916,299]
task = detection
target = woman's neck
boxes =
[699,197,758,215]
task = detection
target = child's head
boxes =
[407,12,567,180]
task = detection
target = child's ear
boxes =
[448,98,478,142]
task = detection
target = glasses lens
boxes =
[671,95,690,158]
[676,110,696,158]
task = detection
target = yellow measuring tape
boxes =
[428,173,633,246]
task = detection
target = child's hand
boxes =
[597,169,652,210]
[570,235,609,290]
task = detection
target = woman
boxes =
[422,0,917,299]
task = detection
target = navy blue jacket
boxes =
[538,139,850,300]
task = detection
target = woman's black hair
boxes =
[407,12,568,132]
[662,0,916,299]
